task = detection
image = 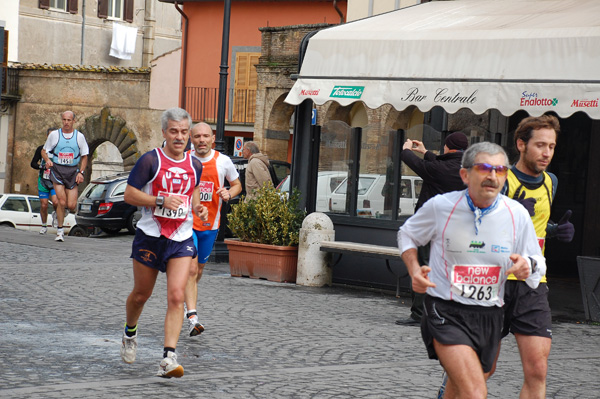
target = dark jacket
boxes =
[400,149,465,211]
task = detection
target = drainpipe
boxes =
[80,0,86,64]
[333,0,344,24]
[215,0,232,153]
[142,0,156,67]
[174,2,188,109]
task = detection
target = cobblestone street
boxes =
[1,226,599,398]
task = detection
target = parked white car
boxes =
[0,194,76,233]
[328,174,423,217]
[277,171,348,212]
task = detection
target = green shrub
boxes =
[229,183,306,246]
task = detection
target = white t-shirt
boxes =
[398,190,545,307]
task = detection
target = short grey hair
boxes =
[244,141,260,154]
[161,107,192,131]
[461,142,508,169]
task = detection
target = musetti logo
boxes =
[330,86,365,99]
[571,99,599,108]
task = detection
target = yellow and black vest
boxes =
[506,169,554,281]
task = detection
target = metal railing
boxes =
[1,68,19,96]
[185,87,256,125]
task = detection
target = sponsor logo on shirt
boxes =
[468,240,486,253]
[491,245,510,254]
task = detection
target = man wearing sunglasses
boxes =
[398,142,545,398]
[488,115,574,399]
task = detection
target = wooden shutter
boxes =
[232,52,260,123]
[68,0,78,14]
[39,0,50,10]
[98,0,108,18]
[124,0,134,22]
[1,30,8,94]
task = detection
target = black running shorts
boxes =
[502,280,552,339]
[422,295,503,373]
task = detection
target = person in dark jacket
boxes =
[395,131,469,326]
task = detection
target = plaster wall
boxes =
[149,48,181,110]
[8,68,163,195]
[17,0,181,67]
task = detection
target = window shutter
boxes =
[98,0,108,18]
[68,0,78,14]
[124,0,134,23]
[2,31,8,94]
[39,0,50,10]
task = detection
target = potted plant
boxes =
[225,183,306,283]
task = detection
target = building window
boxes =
[108,0,124,20]
[98,0,134,23]
[39,0,78,14]
[51,0,67,11]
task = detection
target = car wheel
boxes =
[127,210,141,234]
[101,227,121,235]
[68,225,89,237]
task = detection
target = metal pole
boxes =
[215,0,232,153]
[80,0,86,64]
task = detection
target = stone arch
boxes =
[79,107,142,186]
[263,93,295,160]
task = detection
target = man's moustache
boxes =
[482,181,498,188]
[173,140,185,145]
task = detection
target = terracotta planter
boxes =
[225,238,298,283]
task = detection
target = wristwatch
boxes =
[155,195,165,207]
[528,256,538,274]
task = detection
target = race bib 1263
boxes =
[450,264,502,302]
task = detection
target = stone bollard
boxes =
[296,212,335,287]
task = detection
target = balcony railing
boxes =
[185,87,257,125]
[1,67,20,97]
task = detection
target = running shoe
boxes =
[189,320,205,337]
[437,371,447,399]
[39,226,47,235]
[120,331,138,364]
[55,231,64,242]
[157,351,184,378]
[51,211,58,228]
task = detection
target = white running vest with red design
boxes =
[190,150,222,231]
[136,149,197,241]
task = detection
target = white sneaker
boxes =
[120,331,138,364]
[55,230,64,242]
[188,318,205,337]
[157,351,184,378]
[51,211,58,228]
[39,226,47,235]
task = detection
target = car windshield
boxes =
[334,177,376,196]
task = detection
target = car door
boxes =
[27,196,45,231]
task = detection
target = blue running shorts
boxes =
[192,229,219,264]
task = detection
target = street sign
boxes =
[233,137,244,157]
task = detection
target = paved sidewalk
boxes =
[0,226,598,398]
